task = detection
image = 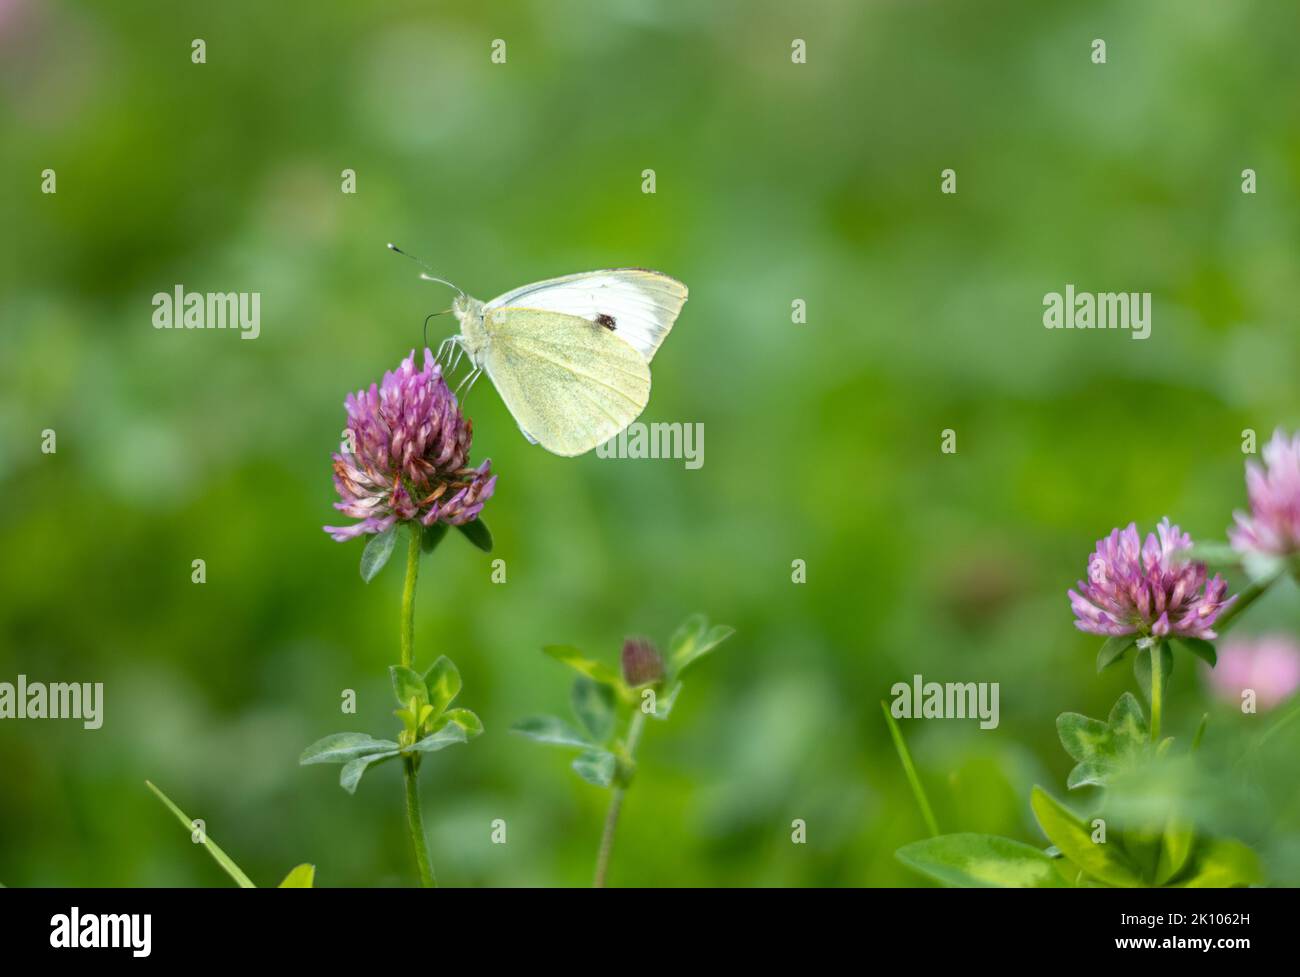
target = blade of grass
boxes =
[1191,713,1208,752]
[145,780,256,888]
[880,701,940,838]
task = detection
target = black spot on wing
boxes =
[595,313,616,330]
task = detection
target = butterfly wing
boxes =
[484,270,687,362]
[480,307,651,456]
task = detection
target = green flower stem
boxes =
[398,522,435,887]
[1150,641,1164,744]
[403,755,436,888]
[881,701,940,838]
[593,708,647,888]
[400,523,421,670]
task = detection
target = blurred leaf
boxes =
[542,645,625,691]
[570,677,615,744]
[299,733,399,765]
[571,750,617,788]
[669,614,734,677]
[1121,823,1163,883]
[1172,838,1263,888]
[360,526,397,583]
[455,518,492,552]
[407,722,469,754]
[421,521,449,554]
[277,864,316,888]
[1030,787,1142,888]
[1134,643,1173,703]
[145,781,256,889]
[390,666,427,709]
[1096,635,1135,673]
[439,707,483,737]
[1192,714,1208,752]
[339,751,400,794]
[1173,636,1216,667]
[511,715,592,749]
[649,681,683,722]
[423,656,462,716]
[1155,815,1195,886]
[896,834,1066,888]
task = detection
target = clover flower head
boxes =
[1230,428,1300,557]
[324,348,495,542]
[1068,518,1234,641]
[1203,634,1300,712]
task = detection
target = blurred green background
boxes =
[2,0,1300,887]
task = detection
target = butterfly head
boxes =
[451,292,481,321]
[451,293,487,362]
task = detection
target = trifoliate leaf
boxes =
[668,614,734,677]
[439,708,483,737]
[339,751,400,793]
[571,750,617,788]
[390,666,427,710]
[423,656,462,716]
[542,645,627,694]
[1056,692,1148,789]
[570,677,615,744]
[406,722,469,754]
[649,681,683,722]
[510,715,592,749]
[299,732,400,765]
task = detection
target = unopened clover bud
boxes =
[621,637,664,687]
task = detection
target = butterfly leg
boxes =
[436,336,456,365]
[454,366,482,398]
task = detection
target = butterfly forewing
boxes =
[481,307,652,457]
[484,270,687,363]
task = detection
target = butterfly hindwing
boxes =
[481,307,652,457]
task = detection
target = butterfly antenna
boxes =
[386,243,465,298]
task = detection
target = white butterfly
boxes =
[435,268,689,457]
